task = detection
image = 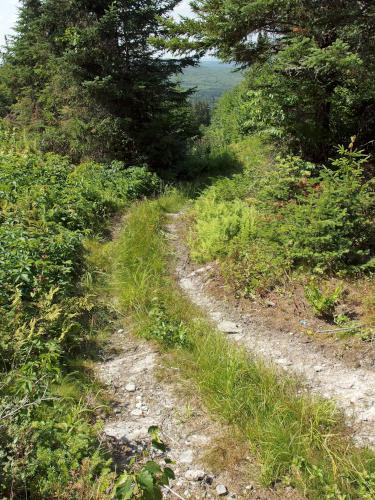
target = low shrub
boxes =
[190,144,375,294]
[284,148,375,272]
[0,136,160,496]
[304,283,343,320]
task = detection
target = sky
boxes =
[0,0,193,46]
[0,0,18,45]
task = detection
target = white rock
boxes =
[130,408,143,417]
[180,449,194,464]
[185,469,205,481]
[216,484,228,496]
[195,265,212,274]
[117,329,125,334]
[218,320,242,334]
[360,406,375,422]
[276,358,292,366]
[125,383,136,392]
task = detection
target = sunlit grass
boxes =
[111,192,375,499]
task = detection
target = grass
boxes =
[110,190,375,499]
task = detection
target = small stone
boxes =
[216,484,228,496]
[180,449,194,464]
[136,395,142,401]
[218,320,242,334]
[125,383,136,392]
[185,469,205,481]
[314,365,324,372]
[117,329,125,334]
[130,408,143,417]
[141,405,148,411]
[276,358,292,366]
[265,300,276,307]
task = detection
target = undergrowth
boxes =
[112,192,375,499]
[188,137,375,339]
[0,129,160,497]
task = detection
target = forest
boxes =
[0,0,374,498]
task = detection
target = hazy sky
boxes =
[0,0,18,45]
[0,0,193,46]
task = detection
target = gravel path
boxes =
[97,329,298,499]
[167,213,375,450]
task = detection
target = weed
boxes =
[145,300,191,349]
[304,283,343,320]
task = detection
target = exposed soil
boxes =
[167,212,375,450]
[97,328,300,499]
[221,277,375,371]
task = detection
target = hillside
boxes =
[0,1,374,499]
[179,60,243,101]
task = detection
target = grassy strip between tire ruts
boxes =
[111,190,375,499]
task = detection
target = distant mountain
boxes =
[179,60,243,102]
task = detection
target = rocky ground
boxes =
[167,212,375,450]
[97,328,299,499]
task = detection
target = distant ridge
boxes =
[179,60,243,101]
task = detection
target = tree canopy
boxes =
[0,0,198,169]
[179,0,375,160]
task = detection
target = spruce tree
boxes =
[180,0,375,160]
[0,0,197,169]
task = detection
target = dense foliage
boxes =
[190,138,375,295]
[0,126,160,497]
[0,0,198,169]
[176,0,375,161]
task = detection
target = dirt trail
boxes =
[167,212,375,450]
[98,328,298,499]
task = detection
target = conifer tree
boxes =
[0,0,197,169]
[177,0,375,160]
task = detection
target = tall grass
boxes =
[111,192,375,499]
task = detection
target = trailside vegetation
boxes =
[0,126,162,496]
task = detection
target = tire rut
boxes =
[166,212,375,450]
[97,329,298,498]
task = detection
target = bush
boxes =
[284,148,375,272]
[0,136,160,496]
[189,144,375,294]
[304,283,343,320]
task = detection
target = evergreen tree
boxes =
[179,0,375,160]
[0,0,197,169]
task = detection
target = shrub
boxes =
[284,148,375,272]
[304,283,343,320]
[0,137,161,496]
[189,145,374,295]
